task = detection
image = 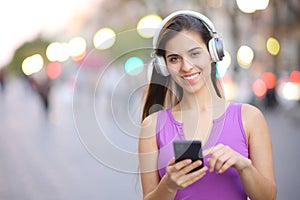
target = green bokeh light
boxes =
[124,57,144,76]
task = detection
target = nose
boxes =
[181,58,194,72]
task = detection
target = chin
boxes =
[181,82,204,94]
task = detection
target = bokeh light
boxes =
[237,45,254,68]
[216,51,231,78]
[289,70,300,84]
[93,27,116,50]
[68,36,87,60]
[46,42,70,62]
[279,82,300,101]
[262,72,276,89]
[22,54,44,76]
[236,0,269,13]
[46,62,62,80]
[137,14,162,38]
[266,37,280,56]
[236,0,257,13]
[124,57,144,76]
[252,79,267,98]
[46,42,61,62]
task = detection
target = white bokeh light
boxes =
[137,14,162,38]
[93,28,116,50]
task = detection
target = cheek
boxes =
[167,64,181,74]
[193,54,212,67]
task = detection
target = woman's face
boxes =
[164,30,212,94]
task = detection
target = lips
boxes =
[182,72,200,80]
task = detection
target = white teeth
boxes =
[183,73,200,80]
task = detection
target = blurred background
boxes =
[0,0,299,199]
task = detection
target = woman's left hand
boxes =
[205,144,252,174]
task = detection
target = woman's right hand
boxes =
[162,158,208,192]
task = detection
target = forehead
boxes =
[165,30,206,54]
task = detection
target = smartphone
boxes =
[173,140,204,173]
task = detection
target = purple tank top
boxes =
[156,103,248,200]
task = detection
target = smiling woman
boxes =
[139,10,276,200]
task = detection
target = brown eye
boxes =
[191,51,200,57]
[168,55,181,63]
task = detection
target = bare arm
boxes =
[139,114,176,200]
[205,104,276,199]
[239,104,277,199]
[139,113,207,200]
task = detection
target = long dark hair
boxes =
[142,14,222,121]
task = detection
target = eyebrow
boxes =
[188,46,203,52]
[166,53,178,58]
[166,46,203,58]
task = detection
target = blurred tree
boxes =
[5,37,50,76]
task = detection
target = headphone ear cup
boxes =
[209,38,224,62]
[154,56,170,76]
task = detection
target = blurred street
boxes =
[0,75,299,200]
[0,76,143,200]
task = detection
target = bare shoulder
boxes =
[241,103,269,138]
[241,103,264,119]
[140,111,159,138]
[139,111,161,154]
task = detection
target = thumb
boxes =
[168,157,176,166]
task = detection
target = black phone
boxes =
[173,140,204,173]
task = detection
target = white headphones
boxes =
[152,10,224,76]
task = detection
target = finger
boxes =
[215,151,232,173]
[218,157,236,174]
[167,157,176,166]
[208,146,227,172]
[174,159,192,171]
[179,166,208,188]
[180,160,203,175]
[166,157,178,175]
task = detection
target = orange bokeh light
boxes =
[252,79,267,98]
[46,62,62,80]
[262,72,276,89]
[290,71,300,84]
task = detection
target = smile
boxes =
[182,72,200,80]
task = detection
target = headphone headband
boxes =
[152,10,218,50]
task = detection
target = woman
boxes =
[139,10,276,200]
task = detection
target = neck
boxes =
[175,79,227,118]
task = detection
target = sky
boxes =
[0,0,101,68]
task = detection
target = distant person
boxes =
[139,10,276,199]
[28,76,51,112]
[0,68,7,93]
